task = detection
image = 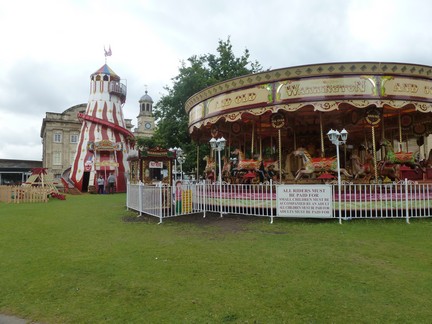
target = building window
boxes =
[53,132,62,143]
[53,152,62,166]
[70,134,79,143]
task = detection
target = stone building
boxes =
[40,104,86,178]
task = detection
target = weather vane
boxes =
[104,45,112,63]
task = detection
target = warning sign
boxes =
[276,185,333,218]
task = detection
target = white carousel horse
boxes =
[292,147,352,181]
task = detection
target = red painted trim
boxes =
[78,112,134,138]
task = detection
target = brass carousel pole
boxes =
[270,136,273,155]
[398,112,403,151]
[196,144,199,181]
[381,112,385,160]
[251,122,255,157]
[259,137,262,160]
[259,117,262,160]
[228,128,231,160]
[365,107,382,182]
[320,112,325,157]
[372,126,378,182]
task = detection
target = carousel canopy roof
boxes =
[185,62,432,145]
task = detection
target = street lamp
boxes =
[177,154,186,181]
[169,147,183,183]
[327,128,348,224]
[209,136,226,217]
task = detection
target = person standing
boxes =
[107,173,116,194]
[97,175,105,194]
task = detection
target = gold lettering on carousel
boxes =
[221,98,232,107]
[393,83,418,94]
[235,92,257,104]
[425,86,432,95]
[285,80,366,97]
[215,98,232,108]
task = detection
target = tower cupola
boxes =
[138,90,153,116]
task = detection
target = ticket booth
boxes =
[128,147,174,185]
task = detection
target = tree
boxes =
[152,37,262,175]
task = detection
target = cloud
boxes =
[1,0,431,160]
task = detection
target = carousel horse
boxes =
[351,149,399,182]
[258,161,278,182]
[377,161,399,182]
[221,155,232,183]
[231,148,282,183]
[203,155,216,182]
[351,153,374,181]
[231,148,261,171]
[230,149,260,183]
[282,152,295,180]
[423,148,432,168]
[380,139,423,172]
[293,147,352,181]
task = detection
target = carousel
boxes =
[185,62,432,184]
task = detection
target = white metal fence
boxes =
[126,180,432,223]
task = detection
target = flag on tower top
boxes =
[104,45,112,57]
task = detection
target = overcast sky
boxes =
[1,0,431,160]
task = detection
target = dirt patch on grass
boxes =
[122,212,260,233]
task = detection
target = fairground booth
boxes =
[128,147,174,185]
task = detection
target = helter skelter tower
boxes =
[70,53,134,192]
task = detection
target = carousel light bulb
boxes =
[327,129,337,143]
[340,128,348,142]
[218,137,226,150]
[209,137,217,149]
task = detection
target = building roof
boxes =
[139,91,153,103]
[91,64,120,81]
[0,159,42,170]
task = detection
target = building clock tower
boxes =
[134,89,155,138]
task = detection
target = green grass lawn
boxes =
[0,194,431,323]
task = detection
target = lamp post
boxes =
[327,128,348,224]
[209,136,226,217]
[169,147,183,184]
[177,154,186,182]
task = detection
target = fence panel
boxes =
[126,180,432,222]
[127,182,207,222]
[0,186,51,203]
[334,181,432,221]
